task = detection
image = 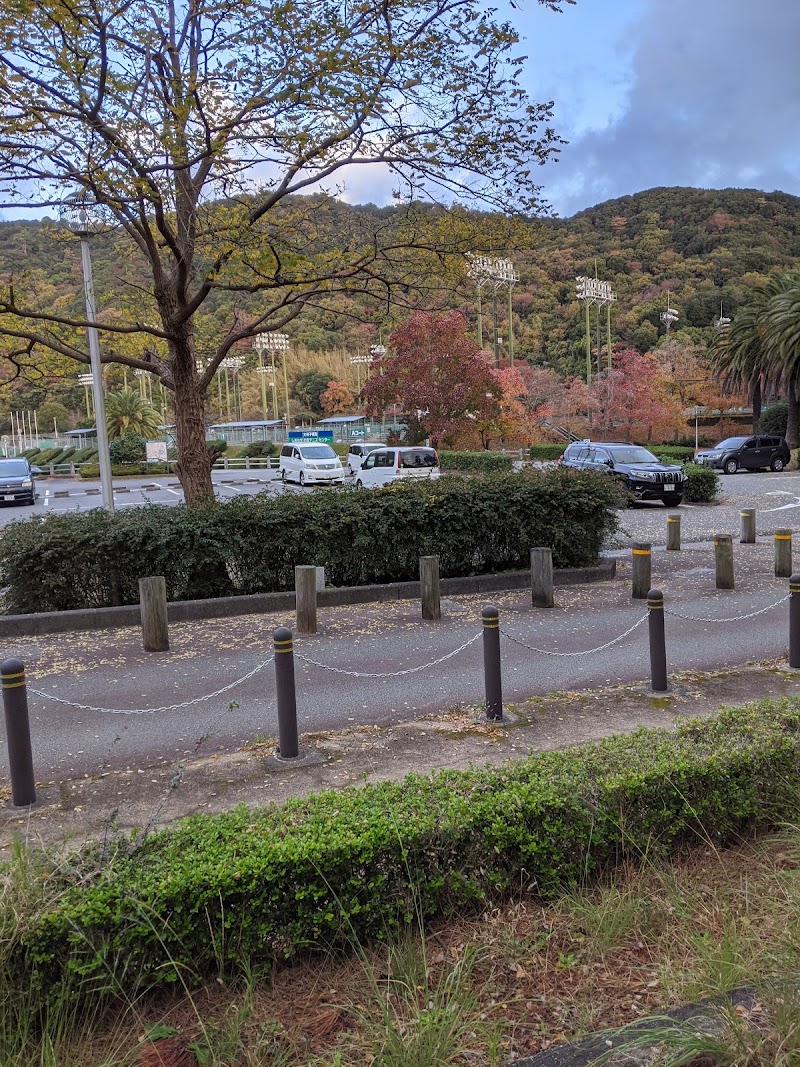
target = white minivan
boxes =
[354,446,440,488]
[346,441,384,474]
[279,443,344,486]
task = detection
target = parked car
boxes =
[346,441,384,474]
[355,446,440,488]
[694,435,790,474]
[0,457,41,505]
[560,440,686,506]
[279,443,344,486]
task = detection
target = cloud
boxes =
[541,0,800,215]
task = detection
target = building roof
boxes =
[316,415,366,425]
[208,420,284,429]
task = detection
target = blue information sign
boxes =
[288,430,334,442]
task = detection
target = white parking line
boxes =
[148,481,182,497]
[44,489,50,507]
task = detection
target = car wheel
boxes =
[299,472,305,487]
[771,456,786,472]
[26,494,36,505]
[662,494,683,507]
[723,458,738,475]
[355,478,364,488]
[280,468,286,482]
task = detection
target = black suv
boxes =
[560,441,686,507]
[694,435,790,474]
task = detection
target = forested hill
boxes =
[1,186,799,380]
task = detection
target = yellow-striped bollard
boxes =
[631,542,652,599]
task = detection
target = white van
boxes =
[346,441,384,474]
[354,446,440,488]
[279,443,344,486]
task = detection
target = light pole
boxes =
[220,356,245,421]
[256,333,291,429]
[61,196,114,512]
[694,405,702,453]
[576,275,617,384]
[467,255,519,366]
[660,295,679,338]
[78,373,94,418]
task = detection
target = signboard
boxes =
[146,440,168,462]
[349,427,365,438]
[288,430,334,442]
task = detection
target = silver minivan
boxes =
[355,446,440,488]
[279,443,344,486]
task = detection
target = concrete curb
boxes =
[0,560,615,637]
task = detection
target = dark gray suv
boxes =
[0,457,40,505]
[694,435,790,474]
[560,441,686,507]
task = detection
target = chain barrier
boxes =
[664,593,790,624]
[499,613,648,657]
[295,632,482,678]
[27,654,275,716]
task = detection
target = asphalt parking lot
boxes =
[2,467,800,543]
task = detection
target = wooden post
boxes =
[295,565,318,634]
[419,556,441,620]
[666,516,681,551]
[775,529,793,578]
[139,576,169,652]
[740,509,756,544]
[631,543,652,600]
[530,547,554,608]
[713,535,734,590]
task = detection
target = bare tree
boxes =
[0,0,567,500]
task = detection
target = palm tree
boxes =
[105,389,162,439]
[762,273,800,445]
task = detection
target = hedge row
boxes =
[529,444,566,461]
[11,697,800,1007]
[652,445,697,463]
[78,462,171,478]
[0,470,619,613]
[439,450,513,472]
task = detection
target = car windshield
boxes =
[0,460,29,477]
[298,445,336,459]
[611,447,660,464]
[714,438,748,450]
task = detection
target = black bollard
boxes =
[647,589,668,693]
[791,574,800,670]
[482,604,503,721]
[1,658,36,806]
[273,627,299,758]
[631,543,652,599]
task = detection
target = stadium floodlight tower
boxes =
[256,333,291,429]
[714,302,732,331]
[467,254,519,367]
[576,275,617,386]
[660,295,679,337]
[60,193,114,513]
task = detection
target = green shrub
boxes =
[0,469,619,612]
[206,438,228,464]
[683,463,720,503]
[238,440,276,458]
[10,697,800,1008]
[529,444,567,462]
[760,399,788,437]
[108,432,146,464]
[439,451,513,472]
[652,446,697,463]
[70,447,98,463]
[78,463,170,478]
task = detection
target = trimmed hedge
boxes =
[683,463,720,503]
[652,446,697,463]
[0,469,619,613]
[529,444,567,462]
[439,450,513,472]
[10,698,800,1006]
[78,462,171,478]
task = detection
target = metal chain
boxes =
[500,613,648,657]
[664,593,790,624]
[295,632,482,678]
[27,655,275,716]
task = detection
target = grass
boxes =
[5,825,800,1065]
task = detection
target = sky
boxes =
[340,0,800,218]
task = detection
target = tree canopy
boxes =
[0,0,567,499]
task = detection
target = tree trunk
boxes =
[787,387,800,450]
[751,377,762,433]
[172,350,214,504]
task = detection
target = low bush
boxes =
[529,444,567,462]
[9,697,800,1010]
[439,451,513,472]
[0,469,619,612]
[78,463,171,478]
[238,441,276,458]
[70,447,98,463]
[109,433,146,464]
[652,445,696,463]
[683,462,720,502]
